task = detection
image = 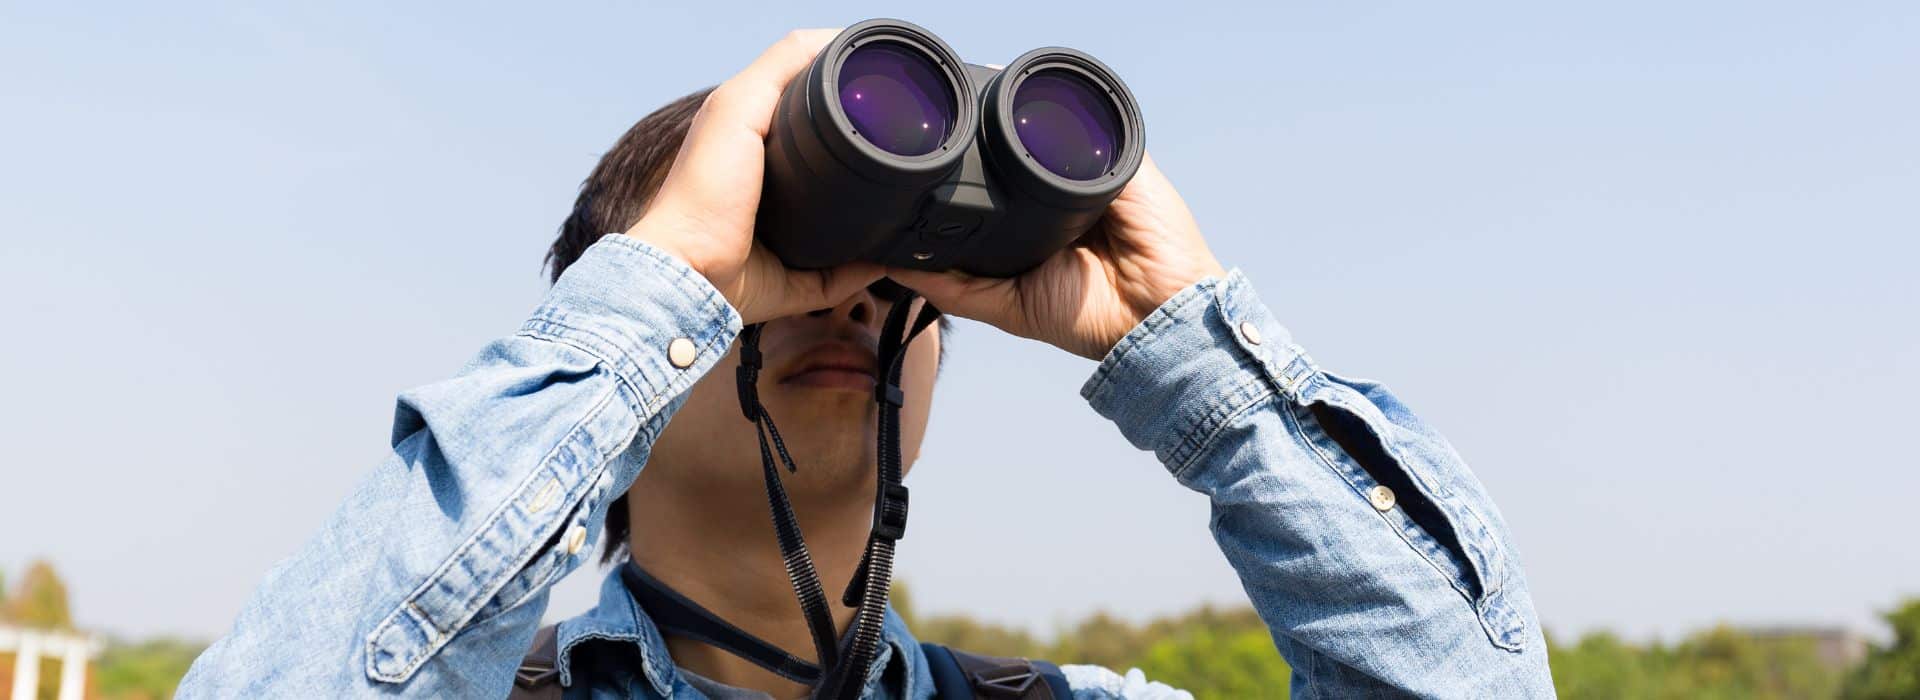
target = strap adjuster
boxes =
[514,662,559,689]
[874,382,904,407]
[872,483,909,541]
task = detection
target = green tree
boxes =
[2,559,73,630]
[1551,631,1657,698]
[1658,626,1841,699]
[1550,625,1846,700]
[1843,599,1920,699]
[1136,622,1290,698]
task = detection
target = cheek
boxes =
[898,333,941,468]
[650,347,757,478]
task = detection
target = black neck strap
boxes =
[620,562,825,684]
[735,322,842,674]
[729,296,942,700]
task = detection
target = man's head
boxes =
[547,87,948,563]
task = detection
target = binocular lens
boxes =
[838,42,955,157]
[1011,70,1122,180]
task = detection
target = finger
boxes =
[720,28,841,138]
[884,267,1021,327]
[746,259,885,324]
[795,261,887,311]
[683,29,839,155]
[653,29,840,221]
[1116,151,1172,204]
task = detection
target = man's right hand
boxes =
[626,29,884,325]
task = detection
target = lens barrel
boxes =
[757,20,1144,278]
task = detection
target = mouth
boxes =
[778,342,879,393]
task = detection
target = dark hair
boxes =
[547,88,950,564]
[546,87,714,283]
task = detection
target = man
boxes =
[181,30,1554,698]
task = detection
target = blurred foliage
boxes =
[1842,599,1920,699]
[1548,626,1844,699]
[0,567,1909,699]
[900,582,1918,699]
[92,638,207,700]
[897,582,1289,698]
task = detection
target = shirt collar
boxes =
[554,566,927,698]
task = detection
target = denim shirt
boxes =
[179,235,1554,698]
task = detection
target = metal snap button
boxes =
[1240,321,1263,346]
[565,526,588,555]
[667,338,697,368]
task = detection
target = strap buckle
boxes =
[871,483,910,541]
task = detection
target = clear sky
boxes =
[2,2,1915,644]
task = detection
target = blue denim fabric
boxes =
[180,235,1551,698]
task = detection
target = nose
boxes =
[806,286,882,333]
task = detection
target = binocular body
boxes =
[756,19,1145,278]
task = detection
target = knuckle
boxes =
[782,28,836,51]
[704,81,744,111]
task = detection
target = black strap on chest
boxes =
[507,623,1071,700]
[508,624,563,700]
[922,643,1072,700]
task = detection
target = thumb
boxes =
[778,261,887,317]
[884,267,1021,330]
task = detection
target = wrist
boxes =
[623,229,702,278]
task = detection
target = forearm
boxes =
[180,236,740,696]
[1083,271,1552,698]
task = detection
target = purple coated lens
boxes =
[1011,70,1120,180]
[838,42,954,157]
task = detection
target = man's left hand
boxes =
[885,154,1227,360]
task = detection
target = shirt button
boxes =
[1368,485,1397,511]
[565,525,588,555]
[1240,321,1263,346]
[667,338,697,368]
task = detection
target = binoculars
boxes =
[756,19,1145,279]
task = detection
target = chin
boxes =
[766,385,876,421]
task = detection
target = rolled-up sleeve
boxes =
[1082,270,1553,698]
[181,235,739,697]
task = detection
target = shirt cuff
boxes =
[518,234,743,412]
[1080,269,1316,480]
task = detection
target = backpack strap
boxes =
[508,624,563,700]
[921,642,1071,699]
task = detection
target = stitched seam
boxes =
[1084,279,1214,401]
[594,235,739,325]
[518,322,651,410]
[1167,376,1277,482]
[474,464,618,625]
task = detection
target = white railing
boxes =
[0,626,100,700]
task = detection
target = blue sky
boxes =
[1,2,1915,643]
